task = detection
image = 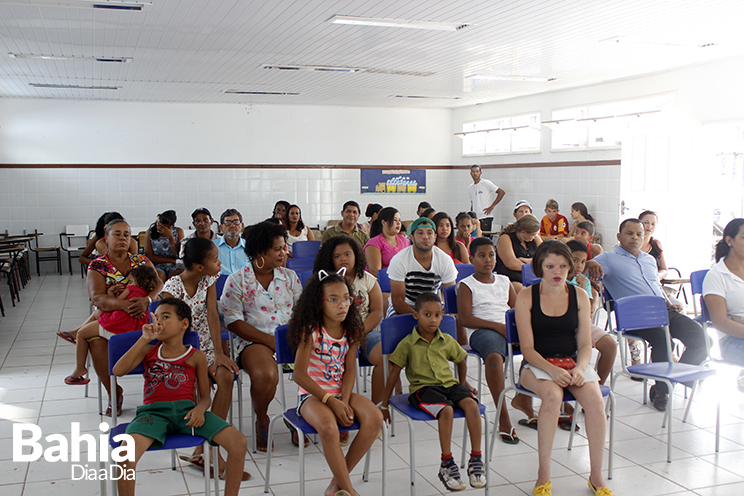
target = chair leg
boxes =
[682,381,698,423]
[608,392,615,479]
[665,381,673,462]
[204,440,211,496]
[212,444,220,496]
[567,400,578,450]
[406,416,416,496]
[263,414,283,493]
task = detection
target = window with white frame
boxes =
[549,94,675,150]
[461,112,541,156]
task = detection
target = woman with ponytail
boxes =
[568,202,595,237]
[703,218,744,371]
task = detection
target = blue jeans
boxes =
[720,334,744,366]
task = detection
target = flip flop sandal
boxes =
[105,388,124,417]
[255,421,274,452]
[64,375,90,385]
[57,331,76,345]
[284,418,309,447]
[339,431,350,446]
[558,416,580,432]
[518,417,538,430]
[499,427,520,444]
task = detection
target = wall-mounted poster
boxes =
[360,168,426,194]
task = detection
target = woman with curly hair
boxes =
[221,221,304,451]
[314,236,384,407]
[289,270,383,496]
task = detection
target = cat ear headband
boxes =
[318,267,347,281]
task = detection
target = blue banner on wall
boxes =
[360,168,426,194]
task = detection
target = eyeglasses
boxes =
[322,296,353,307]
[193,219,212,225]
[222,219,242,226]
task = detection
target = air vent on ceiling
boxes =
[600,36,716,48]
[224,90,299,96]
[30,83,120,90]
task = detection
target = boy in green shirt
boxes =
[381,292,485,491]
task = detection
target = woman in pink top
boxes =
[363,207,411,278]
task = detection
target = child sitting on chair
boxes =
[112,298,247,496]
[539,199,569,240]
[65,266,159,385]
[381,292,486,492]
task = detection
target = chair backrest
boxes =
[377,268,391,293]
[504,307,520,345]
[614,295,669,333]
[455,264,475,282]
[273,324,293,365]
[292,240,321,259]
[215,273,229,300]
[108,330,200,375]
[690,269,709,317]
[286,256,315,273]
[299,270,313,288]
[380,314,456,355]
[521,263,541,287]
[443,285,458,314]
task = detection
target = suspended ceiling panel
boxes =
[1,0,743,108]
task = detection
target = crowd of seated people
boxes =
[53,188,736,496]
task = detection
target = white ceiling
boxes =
[1,0,743,108]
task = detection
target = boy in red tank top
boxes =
[112,298,247,496]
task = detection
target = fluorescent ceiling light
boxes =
[0,0,151,10]
[10,54,132,62]
[224,90,299,96]
[600,36,716,48]
[467,74,557,82]
[30,83,119,89]
[264,64,433,77]
[329,15,470,32]
[264,64,363,73]
[390,95,461,100]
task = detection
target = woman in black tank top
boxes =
[514,241,613,496]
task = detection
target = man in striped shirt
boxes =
[387,217,458,317]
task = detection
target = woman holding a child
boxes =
[87,219,163,416]
[515,241,611,496]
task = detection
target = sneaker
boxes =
[467,458,487,488]
[649,384,668,412]
[438,461,467,491]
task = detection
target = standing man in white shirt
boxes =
[468,164,506,233]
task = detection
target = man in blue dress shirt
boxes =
[215,209,249,275]
[588,218,707,411]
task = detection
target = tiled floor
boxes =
[2,273,744,496]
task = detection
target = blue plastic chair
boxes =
[381,314,490,496]
[490,309,615,478]
[689,269,709,319]
[521,263,541,287]
[215,273,229,300]
[377,268,391,293]
[286,256,315,273]
[611,295,718,461]
[455,264,475,282]
[292,240,321,259]
[299,270,314,288]
[106,330,218,496]
[263,325,385,496]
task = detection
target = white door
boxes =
[619,124,710,277]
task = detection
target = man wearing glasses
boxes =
[216,209,248,275]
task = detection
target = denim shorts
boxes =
[469,328,507,359]
[720,334,744,366]
[360,329,381,363]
